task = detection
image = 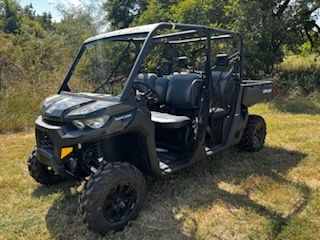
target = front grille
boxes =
[43,118,64,126]
[37,131,54,151]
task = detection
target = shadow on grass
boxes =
[41,146,309,240]
[31,181,79,198]
[271,97,320,114]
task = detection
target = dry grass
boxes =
[0,102,320,240]
[0,80,63,133]
[277,54,320,72]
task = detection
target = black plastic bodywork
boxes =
[241,80,273,107]
[34,22,273,179]
[36,92,162,177]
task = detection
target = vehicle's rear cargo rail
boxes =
[241,80,273,107]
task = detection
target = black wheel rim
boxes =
[102,182,138,223]
[253,124,264,147]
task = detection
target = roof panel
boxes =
[84,23,163,43]
[84,22,241,44]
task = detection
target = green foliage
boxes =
[0,0,319,133]
[225,0,318,77]
[0,1,100,132]
[55,12,97,54]
[275,70,320,94]
[274,55,320,94]
[103,0,147,29]
[0,0,54,35]
[171,0,228,27]
[107,0,319,78]
[1,0,21,34]
[132,0,181,25]
[69,40,137,95]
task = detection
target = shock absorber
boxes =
[88,142,107,174]
[95,142,104,163]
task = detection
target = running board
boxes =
[157,150,192,174]
[205,145,225,156]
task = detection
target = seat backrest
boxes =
[135,73,169,104]
[166,73,202,110]
[211,69,236,106]
[152,77,169,104]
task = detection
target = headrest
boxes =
[177,56,191,68]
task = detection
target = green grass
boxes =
[0,102,320,240]
[271,95,320,114]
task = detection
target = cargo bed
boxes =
[241,80,273,107]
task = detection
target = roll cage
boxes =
[59,22,244,103]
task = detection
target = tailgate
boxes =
[241,80,273,107]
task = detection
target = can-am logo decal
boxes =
[115,113,132,121]
[263,89,272,94]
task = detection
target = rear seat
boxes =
[211,69,235,107]
[136,72,234,123]
[209,69,236,117]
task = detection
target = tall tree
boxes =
[292,0,320,51]
[132,0,175,25]
[55,11,98,53]
[103,0,147,29]
[37,12,53,31]
[225,0,319,76]
[1,0,21,34]
[130,0,319,76]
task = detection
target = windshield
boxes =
[67,39,140,96]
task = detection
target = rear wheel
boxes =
[238,115,266,152]
[79,162,146,234]
[28,147,66,185]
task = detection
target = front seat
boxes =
[135,73,169,104]
[151,73,202,129]
[150,111,191,129]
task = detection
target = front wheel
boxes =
[79,162,146,234]
[238,115,267,152]
[28,147,66,185]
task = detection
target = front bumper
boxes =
[36,147,67,177]
[35,116,106,177]
[35,113,133,177]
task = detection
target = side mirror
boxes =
[178,56,191,68]
[215,54,229,66]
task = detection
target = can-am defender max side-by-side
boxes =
[28,23,273,234]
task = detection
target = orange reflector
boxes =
[60,147,73,159]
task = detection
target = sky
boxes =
[19,0,84,22]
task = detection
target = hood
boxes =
[41,92,121,121]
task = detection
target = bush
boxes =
[272,55,320,95]
[0,79,64,133]
[0,32,73,133]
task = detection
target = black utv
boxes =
[28,23,273,234]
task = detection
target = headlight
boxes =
[84,115,110,129]
[73,120,85,129]
[73,115,110,129]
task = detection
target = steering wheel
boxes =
[132,81,160,104]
